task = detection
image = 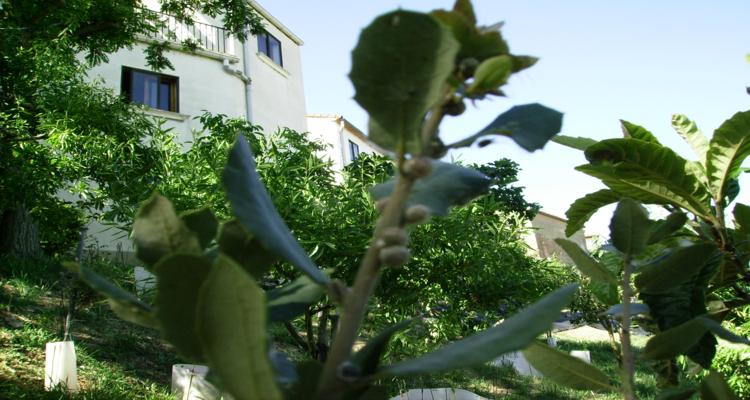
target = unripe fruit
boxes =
[404,204,431,224]
[336,361,361,383]
[379,245,410,268]
[443,98,466,116]
[381,227,408,246]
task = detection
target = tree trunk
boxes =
[0,204,41,257]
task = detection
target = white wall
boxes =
[306,116,382,173]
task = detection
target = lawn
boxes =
[1,256,664,399]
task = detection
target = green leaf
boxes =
[565,189,620,237]
[672,114,708,164]
[733,203,750,236]
[370,162,490,216]
[551,135,598,151]
[181,207,218,250]
[580,139,713,218]
[522,341,613,391]
[589,281,619,306]
[474,103,563,152]
[634,243,718,294]
[647,212,688,245]
[452,0,476,25]
[641,316,745,364]
[620,120,660,144]
[610,199,651,256]
[223,136,330,286]
[153,253,212,362]
[466,55,512,95]
[706,110,750,202]
[430,9,508,63]
[266,275,325,323]
[67,262,158,330]
[217,219,276,280]
[350,10,459,154]
[700,370,740,400]
[378,284,578,376]
[554,239,618,285]
[353,320,413,375]
[132,194,201,268]
[197,254,282,400]
[656,387,697,400]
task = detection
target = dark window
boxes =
[121,67,179,112]
[257,31,283,66]
[349,140,360,161]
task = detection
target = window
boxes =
[121,67,179,112]
[349,140,360,162]
[257,31,283,66]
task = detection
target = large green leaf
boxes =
[350,10,459,154]
[67,262,158,330]
[656,387,697,400]
[634,243,718,294]
[647,212,688,245]
[180,207,218,250]
[370,161,490,216]
[672,114,708,164]
[700,370,740,400]
[621,120,660,144]
[153,253,212,362]
[565,189,620,237]
[132,194,201,268]
[266,275,325,323]
[522,341,613,391]
[706,110,750,202]
[223,136,330,286]
[551,135,598,151]
[555,239,618,285]
[642,316,747,362]
[217,219,276,280]
[197,255,281,400]
[472,103,563,152]
[378,284,578,376]
[610,199,651,256]
[579,139,713,218]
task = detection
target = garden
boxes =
[2,1,749,399]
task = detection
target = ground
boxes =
[0,257,662,399]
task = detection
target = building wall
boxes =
[306,115,382,173]
[524,212,587,265]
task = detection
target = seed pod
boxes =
[403,157,432,178]
[404,205,431,225]
[379,246,410,268]
[381,227,408,246]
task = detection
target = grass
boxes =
[1,254,669,399]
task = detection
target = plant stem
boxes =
[620,254,636,400]
[317,107,445,399]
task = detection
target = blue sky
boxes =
[261,0,750,235]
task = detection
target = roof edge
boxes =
[249,1,304,45]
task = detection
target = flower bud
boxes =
[381,227,408,246]
[379,246,410,268]
[403,157,433,178]
[404,204,431,225]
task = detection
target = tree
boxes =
[0,0,263,256]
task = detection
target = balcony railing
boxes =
[142,9,235,56]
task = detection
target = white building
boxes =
[524,211,587,265]
[87,0,307,142]
[306,115,384,172]
[82,1,308,255]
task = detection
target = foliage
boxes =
[71,1,576,399]
[0,0,263,256]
